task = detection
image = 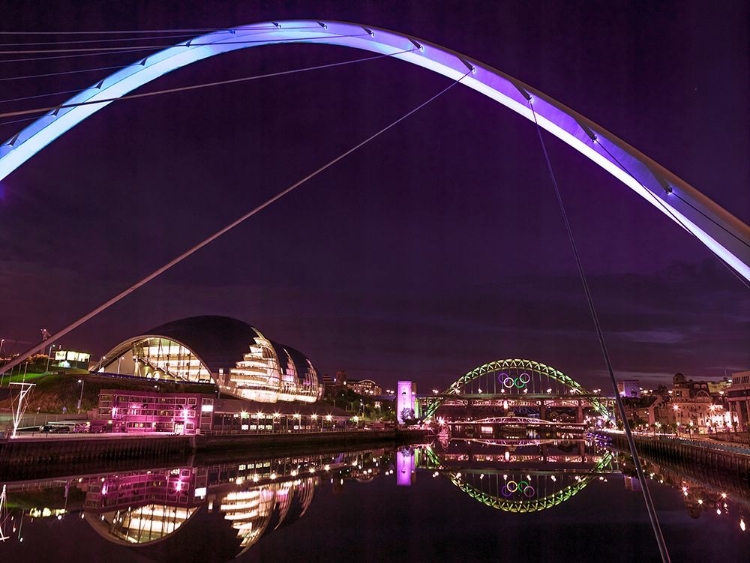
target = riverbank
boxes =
[0,427,431,480]
[601,431,750,480]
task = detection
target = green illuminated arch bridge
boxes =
[423,446,615,513]
[422,358,611,419]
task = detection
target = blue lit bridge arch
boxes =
[422,358,611,419]
[0,20,748,282]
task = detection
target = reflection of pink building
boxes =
[397,448,416,486]
[98,389,214,434]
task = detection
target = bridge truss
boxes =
[423,446,615,513]
[423,358,610,419]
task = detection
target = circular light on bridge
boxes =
[519,372,531,384]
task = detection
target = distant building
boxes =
[321,373,336,395]
[335,370,348,387]
[348,379,382,396]
[54,349,91,370]
[617,380,641,398]
[665,373,730,433]
[726,370,750,432]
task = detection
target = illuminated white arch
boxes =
[1,20,748,280]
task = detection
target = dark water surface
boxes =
[0,440,748,563]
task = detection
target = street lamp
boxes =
[76,378,85,413]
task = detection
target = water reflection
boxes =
[0,439,748,561]
[1,448,390,560]
[420,438,615,513]
[618,451,750,527]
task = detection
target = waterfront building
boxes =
[97,389,214,434]
[726,370,750,432]
[96,389,352,435]
[94,316,322,404]
[662,373,731,433]
[397,381,418,423]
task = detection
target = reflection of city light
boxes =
[741,518,746,532]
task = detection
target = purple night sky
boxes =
[0,0,748,392]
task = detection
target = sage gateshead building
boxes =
[95,316,322,404]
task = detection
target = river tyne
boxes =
[0,438,748,563]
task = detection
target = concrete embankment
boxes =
[604,432,750,481]
[0,434,192,481]
[0,429,430,481]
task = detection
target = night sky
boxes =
[1,0,748,392]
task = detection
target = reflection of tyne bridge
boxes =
[0,448,391,560]
[418,438,616,513]
[419,437,750,526]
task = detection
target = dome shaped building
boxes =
[96,316,322,404]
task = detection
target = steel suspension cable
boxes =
[0,32,200,48]
[0,26,323,55]
[0,32,365,64]
[0,47,416,121]
[0,63,135,83]
[0,26,267,35]
[527,99,671,563]
[0,71,469,376]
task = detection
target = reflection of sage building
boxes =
[96,316,322,404]
[82,468,319,560]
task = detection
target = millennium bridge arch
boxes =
[422,358,610,419]
[1,21,748,282]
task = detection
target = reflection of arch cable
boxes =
[528,99,671,563]
[0,71,468,376]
